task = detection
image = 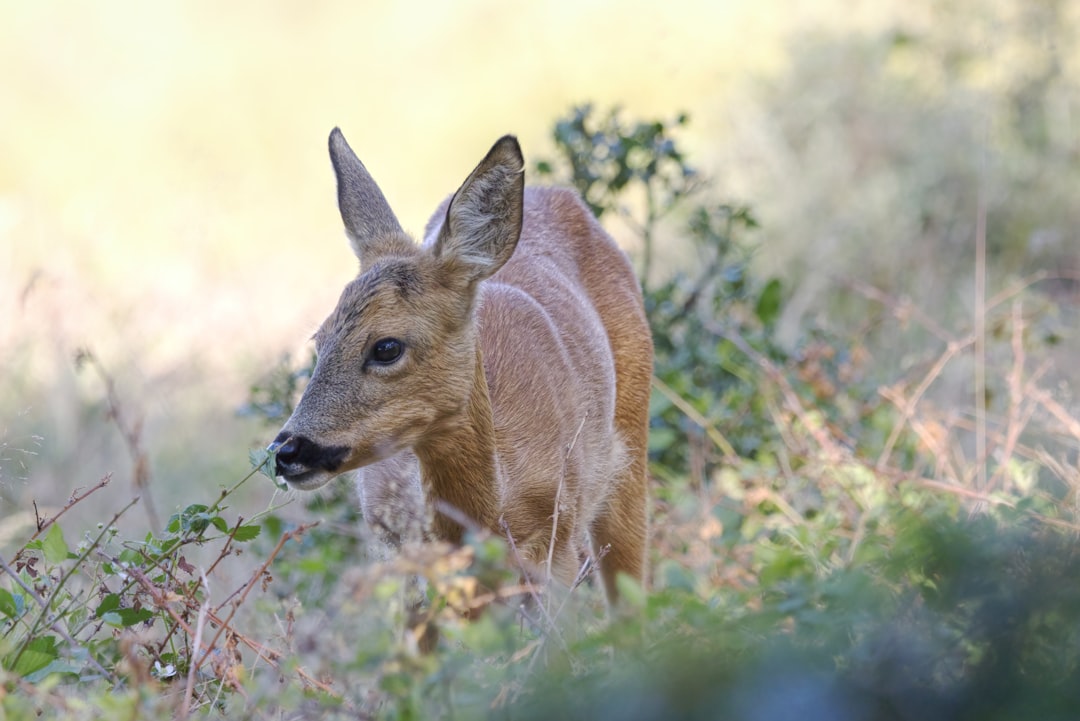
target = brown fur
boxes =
[272,129,653,605]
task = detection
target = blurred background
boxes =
[2,0,1077,539]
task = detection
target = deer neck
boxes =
[414,345,500,543]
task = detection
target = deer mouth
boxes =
[277,467,334,490]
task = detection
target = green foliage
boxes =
[501,510,1080,720]
[536,105,877,481]
[534,104,698,287]
[0,468,274,715]
[9,78,1080,717]
[238,350,316,425]
[644,201,778,466]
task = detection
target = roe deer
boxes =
[269,129,653,605]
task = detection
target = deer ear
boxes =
[434,135,524,282]
[328,128,404,263]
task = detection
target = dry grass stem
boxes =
[876,339,968,470]
[180,575,211,719]
[843,278,954,343]
[714,324,845,461]
[75,350,161,530]
[651,375,739,460]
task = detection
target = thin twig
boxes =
[986,269,1080,309]
[849,270,1076,476]
[498,517,570,656]
[876,338,970,469]
[544,473,566,612]
[709,323,844,461]
[98,521,341,702]
[179,574,211,720]
[544,412,587,604]
[553,547,608,623]
[986,302,1042,493]
[974,186,987,495]
[201,518,247,586]
[76,350,161,530]
[463,583,545,611]
[499,518,553,626]
[12,474,112,555]
[651,375,739,460]
[842,278,955,344]
[1030,388,1080,443]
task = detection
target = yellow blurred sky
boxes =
[0,0,896,384]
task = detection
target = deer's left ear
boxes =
[329,128,405,265]
[434,135,524,283]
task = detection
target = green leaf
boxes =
[115,608,155,627]
[95,593,121,618]
[98,593,154,627]
[24,658,82,683]
[102,607,154,628]
[186,513,211,533]
[0,588,18,618]
[250,447,286,490]
[118,548,143,565]
[249,448,271,478]
[648,427,678,453]
[41,522,69,564]
[233,524,261,542]
[6,636,58,677]
[157,537,178,554]
[754,278,783,327]
[174,505,229,535]
[182,503,209,517]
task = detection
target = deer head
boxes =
[270,129,524,490]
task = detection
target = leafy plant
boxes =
[502,511,1080,721]
[238,350,316,426]
[9,94,1080,719]
[534,104,699,288]
[0,453,311,716]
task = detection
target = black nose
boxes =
[269,432,349,479]
[270,432,307,475]
[272,434,300,462]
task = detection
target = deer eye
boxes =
[369,338,404,365]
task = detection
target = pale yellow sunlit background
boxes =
[1,1,901,529]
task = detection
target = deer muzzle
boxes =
[268,431,350,490]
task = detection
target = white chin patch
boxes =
[282,470,335,491]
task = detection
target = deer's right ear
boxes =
[328,128,404,263]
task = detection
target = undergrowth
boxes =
[4,102,1080,719]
